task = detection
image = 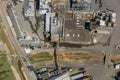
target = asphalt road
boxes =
[103,0,120,52]
[98,0,120,55]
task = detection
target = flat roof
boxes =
[45,13,55,32]
[65,19,84,28]
[24,0,35,16]
[64,13,73,19]
[47,72,71,80]
[7,5,22,38]
[63,12,94,44]
[45,13,62,34]
[64,12,93,29]
[64,28,91,43]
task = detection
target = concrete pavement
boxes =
[81,0,120,55]
[57,0,120,80]
[80,0,120,80]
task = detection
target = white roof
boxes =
[24,48,31,54]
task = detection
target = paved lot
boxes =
[82,0,120,55]
[80,0,120,80]
[57,0,120,80]
[14,2,36,37]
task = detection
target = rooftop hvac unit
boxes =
[76,22,80,25]
[76,19,80,22]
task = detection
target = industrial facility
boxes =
[24,0,35,17]
[33,0,115,45]
[36,0,52,14]
[43,10,116,45]
[7,4,23,39]
[2,0,118,80]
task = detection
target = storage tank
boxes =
[85,21,91,30]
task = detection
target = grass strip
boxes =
[0,22,14,55]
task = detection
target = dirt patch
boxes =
[57,52,104,62]
[110,54,120,63]
[31,48,54,55]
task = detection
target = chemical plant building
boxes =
[42,0,95,44]
[24,0,35,17]
[44,13,55,33]
[62,12,93,44]
[7,5,22,39]
[22,0,116,45]
[43,11,93,44]
[43,70,91,80]
[36,0,52,14]
[47,72,71,80]
[44,13,62,41]
[43,10,116,44]
[70,0,92,10]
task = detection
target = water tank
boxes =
[85,21,91,30]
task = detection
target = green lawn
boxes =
[31,58,53,64]
[0,54,15,80]
[32,52,51,57]
[30,52,53,64]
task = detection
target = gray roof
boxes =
[64,28,91,44]
[63,12,93,44]
[47,72,70,80]
[24,0,29,12]
[7,5,22,38]
[24,0,35,16]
